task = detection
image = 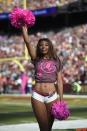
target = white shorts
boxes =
[31,91,58,103]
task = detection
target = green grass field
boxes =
[0,95,87,125]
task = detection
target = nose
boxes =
[41,44,46,49]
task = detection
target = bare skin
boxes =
[22,26,63,131]
[33,83,56,94]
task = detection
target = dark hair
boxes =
[36,38,57,60]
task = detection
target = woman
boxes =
[22,26,63,131]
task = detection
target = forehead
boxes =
[39,40,49,45]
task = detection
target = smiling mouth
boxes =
[42,50,48,53]
[42,49,48,51]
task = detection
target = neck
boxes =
[43,56,49,59]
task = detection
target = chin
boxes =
[42,51,48,54]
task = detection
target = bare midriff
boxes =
[33,82,57,94]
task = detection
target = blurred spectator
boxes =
[0,0,78,13]
[19,72,29,94]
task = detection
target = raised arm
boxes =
[22,26,36,60]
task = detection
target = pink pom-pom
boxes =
[9,7,35,28]
[51,101,70,120]
[22,9,35,28]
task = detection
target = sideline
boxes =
[0,120,87,131]
[0,94,87,99]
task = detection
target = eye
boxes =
[39,41,49,47]
[45,43,49,46]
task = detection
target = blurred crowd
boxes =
[0,24,87,94]
[0,35,24,58]
[0,0,78,13]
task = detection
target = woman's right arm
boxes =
[22,26,36,60]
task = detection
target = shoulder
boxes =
[31,58,40,65]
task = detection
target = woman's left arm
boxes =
[57,71,63,101]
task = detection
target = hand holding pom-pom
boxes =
[9,7,35,28]
[51,101,70,120]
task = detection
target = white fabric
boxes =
[31,91,58,103]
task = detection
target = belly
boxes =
[33,82,56,94]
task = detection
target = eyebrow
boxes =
[40,42,49,45]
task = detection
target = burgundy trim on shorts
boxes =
[32,89,55,96]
